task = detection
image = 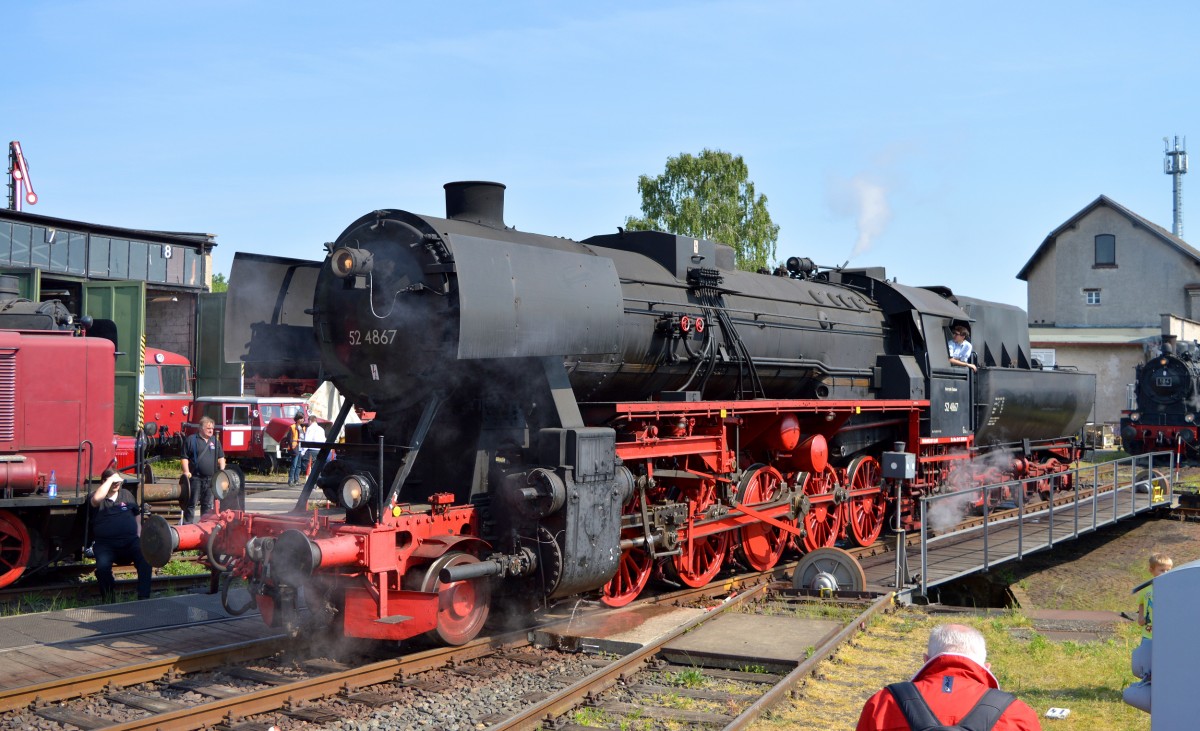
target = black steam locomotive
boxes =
[144,182,1095,645]
[1120,343,1200,459]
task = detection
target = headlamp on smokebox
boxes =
[340,473,375,511]
[211,469,242,501]
[331,246,373,288]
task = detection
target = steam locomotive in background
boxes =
[145,182,1095,646]
[1120,341,1200,460]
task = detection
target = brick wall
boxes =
[145,293,196,364]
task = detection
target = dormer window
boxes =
[1095,234,1116,267]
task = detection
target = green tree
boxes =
[625,149,780,272]
[210,272,228,293]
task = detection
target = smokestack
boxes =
[0,275,20,303]
[444,181,506,229]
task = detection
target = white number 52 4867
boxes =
[348,329,397,346]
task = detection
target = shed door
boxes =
[84,280,146,436]
[196,292,243,397]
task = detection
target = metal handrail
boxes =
[918,451,1175,596]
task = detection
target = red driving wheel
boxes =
[801,465,844,551]
[601,544,653,608]
[0,510,30,589]
[665,531,729,588]
[844,456,886,546]
[601,493,654,607]
[735,465,787,571]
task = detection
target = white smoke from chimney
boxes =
[827,172,893,259]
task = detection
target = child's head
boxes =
[1150,552,1174,577]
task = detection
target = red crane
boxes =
[7,141,37,210]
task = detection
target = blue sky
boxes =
[6,1,1199,309]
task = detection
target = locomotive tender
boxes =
[1120,342,1200,459]
[145,182,1095,645]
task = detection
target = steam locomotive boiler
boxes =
[1120,343,1200,459]
[144,182,1095,646]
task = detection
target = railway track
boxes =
[0,576,893,731]
[0,465,1164,729]
[490,587,892,731]
[0,574,777,729]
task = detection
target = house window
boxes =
[1095,234,1116,266]
[1085,289,1101,305]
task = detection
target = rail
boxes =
[917,451,1175,596]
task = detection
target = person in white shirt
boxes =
[948,325,977,373]
[302,419,326,476]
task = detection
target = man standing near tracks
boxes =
[285,411,305,486]
[856,624,1042,730]
[302,416,326,478]
[181,416,226,523]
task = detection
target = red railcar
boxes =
[143,347,194,440]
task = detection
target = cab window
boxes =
[160,365,191,395]
[145,366,162,395]
[225,405,251,426]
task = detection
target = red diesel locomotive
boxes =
[0,275,192,587]
[143,183,1095,645]
[0,284,118,586]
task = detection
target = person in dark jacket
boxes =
[181,416,226,523]
[286,413,306,486]
[89,468,152,602]
[856,624,1042,730]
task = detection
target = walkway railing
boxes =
[916,451,1175,597]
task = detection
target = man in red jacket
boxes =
[856,624,1042,731]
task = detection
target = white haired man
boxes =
[181,416,226,523]
[856,624,1042,730]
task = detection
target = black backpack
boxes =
[886,681,1016,731]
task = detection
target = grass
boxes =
[668,667,705,688]
[569,707,611,727]
[0,593,88,616]
[149,457,292,482]
[0,550,208,617]
[979,613,1147,730]
[751,598,867,624]
[749,607,1149,731]
[158,558,209,576]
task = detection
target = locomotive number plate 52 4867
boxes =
[348,329,398,346]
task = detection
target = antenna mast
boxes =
[1164,135,1188,237]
